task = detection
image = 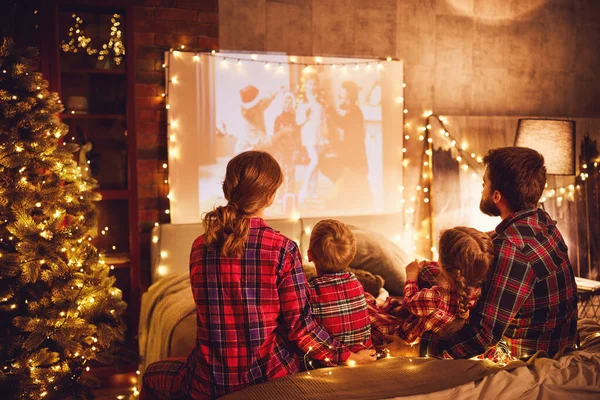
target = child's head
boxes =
[203,151,283,257]
[438,227,494,331]
[308,219,356,275]
[282,92,295,112]
[439,227,494,287]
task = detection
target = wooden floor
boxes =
[90,370,140,399]
[93,385,137,399]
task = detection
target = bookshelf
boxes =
[40,0,140,357]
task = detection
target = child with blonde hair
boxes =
[369,227,494,351]
[307,219,372,352]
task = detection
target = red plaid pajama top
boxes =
[142,218,351,399]
[420,209,579,359]
[307,272,372,352]
[366,263,480,345]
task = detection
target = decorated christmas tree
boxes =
[0,39,127,399]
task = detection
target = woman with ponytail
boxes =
[370,227,493,353]
[142,151,375,400]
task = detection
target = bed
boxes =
[138,216,600,399]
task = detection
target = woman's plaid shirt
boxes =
[307,272,372,352]
[185,218,351,398]
[420,209,579,359]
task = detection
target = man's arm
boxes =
[420,241,537,359]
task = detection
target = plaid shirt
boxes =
[367,263,480,345]
[420,209,579,359]
[184,218,351,398]
[308,272,372,352]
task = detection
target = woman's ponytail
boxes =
[203,203,250,257]
[201,151,283,257]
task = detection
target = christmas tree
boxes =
[0,39,127,399]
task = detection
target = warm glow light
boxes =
[157,266,168,276]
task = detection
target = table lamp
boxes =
[514,118,575,175]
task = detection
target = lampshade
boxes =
[514,119,576,175]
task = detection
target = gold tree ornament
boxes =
[61,14,96,56]
[97,14,125,65]
[60,13,125,66]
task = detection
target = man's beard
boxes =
[480,195,501,217]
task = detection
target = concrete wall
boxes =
[219,0,600,118]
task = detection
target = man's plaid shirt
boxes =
[420,208,579,359]
[308,272,372,352]
[184,218,351,398]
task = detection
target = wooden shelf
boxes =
[61,67,126,75]
[61,113,126,120]
[42,0,141,358]
[98,189,129,200]
[104,253,131,266]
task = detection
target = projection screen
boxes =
[165,52,404,224]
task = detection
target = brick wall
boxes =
[133,0,218,288]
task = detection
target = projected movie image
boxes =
[189,54,404,219]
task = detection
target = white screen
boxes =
[166,52,404,224]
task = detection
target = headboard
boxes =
[150,213,403,283]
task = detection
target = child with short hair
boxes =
[307,219,372,352]
[369,227,494,349]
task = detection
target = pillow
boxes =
[348,225,410,296]
[348,267,385,297]
[303,263,318,280]
[302,263,384,297]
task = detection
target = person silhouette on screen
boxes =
[234,85,281,154]
[271,92,300,196]
[296,74,324,205]
[326,80,372,210]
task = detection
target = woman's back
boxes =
[186,218,303,397]
[141,152,368,400]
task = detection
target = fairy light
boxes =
[61,14,95,55]
[98,14,125,65]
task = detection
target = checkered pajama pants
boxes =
[140,357,210,400]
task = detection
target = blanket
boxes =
[138,273,196,375]
[221,319,600,400]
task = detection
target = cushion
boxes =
[348,225,410,296]
[302,263,385,297]
[348,268,384,296]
